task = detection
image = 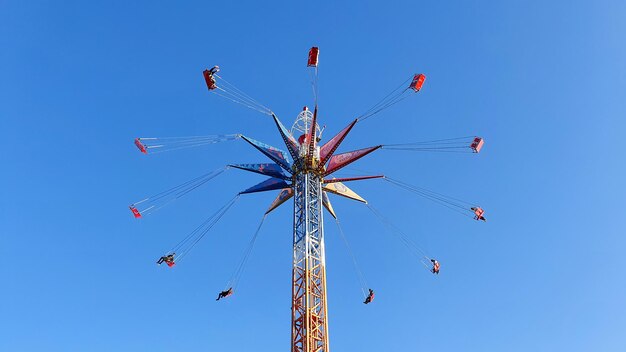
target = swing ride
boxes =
[129,47,486,352]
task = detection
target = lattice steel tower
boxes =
[290,108,329,352]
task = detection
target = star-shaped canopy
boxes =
[234,111,383,218]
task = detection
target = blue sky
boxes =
[2,1,625,351]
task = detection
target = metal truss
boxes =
[291,171,329,352]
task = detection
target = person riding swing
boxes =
[431,259,440,274]
[216,287,233,301]
[363,289,375,304]
[157,253,176,267]
[203,65,220,90]
[471,207,487,222]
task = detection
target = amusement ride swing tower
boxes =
[290,108,330,352]
[131,47,486,352]
[279,105,381,352]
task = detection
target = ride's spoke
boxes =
[383,136,484,153]
[203,66,273,116]
[168,195,241,263]
[365,203,434,272]
[134,134,241,154]
[223,214,267,293]
[357,74,426,122]
[129,167,228,218]
[334,218,369,298]
[384,177,486,221]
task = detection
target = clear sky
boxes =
[2,1,626,351]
